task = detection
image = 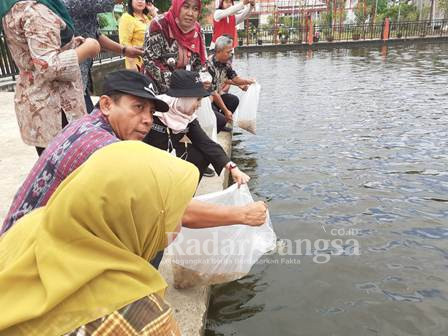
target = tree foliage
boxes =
[376,3,420,22]
[153,0,213,23]
[354,0,388,24]
[439,0,448,17]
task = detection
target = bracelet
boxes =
[121,46,127,56]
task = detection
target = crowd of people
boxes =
[0,0,263,334]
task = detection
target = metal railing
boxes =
[94,29,122,63]
[237,19,448,46]
[0,30,18,80]
[2,21,448,79]
[0,29,123,80]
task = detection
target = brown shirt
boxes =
[2,1,86,147]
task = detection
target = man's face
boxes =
[216,45,233,63]
[100,94,154,140]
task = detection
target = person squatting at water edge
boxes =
[62,0,143,113]
[143,69,251,182]
[207,35,256,132]
[0,0,101,156]
[0,141,196,335]
[142,0,208,94]
[0,70,268,267]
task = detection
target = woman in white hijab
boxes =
[143,69,250,184]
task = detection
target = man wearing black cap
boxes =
[2,70,268,266]
[2,70,167,236]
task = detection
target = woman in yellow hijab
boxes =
[0,141,199,336]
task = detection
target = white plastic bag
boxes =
[166,184,276,289]
[235,82,261,134]
[196,96,217,142]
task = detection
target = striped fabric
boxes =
[1,109,118,234]
[65,294,181,336]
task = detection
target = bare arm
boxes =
[226,76,255,86]
[75,38,101,63]
[182,199,267,228]
[214,2,246,21]
[98,34,143,58]
[235,4,252,24]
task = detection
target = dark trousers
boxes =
[212,93,239,132]
[173,142,210,182]
[35,111,69,156]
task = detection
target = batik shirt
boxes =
[1,109,118,234]
[206,55,237,94]
[62,0,115,90]
[143,15,204,94]
[2,1,85,147]
[64,294,180,336]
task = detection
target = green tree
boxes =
[354,0,388,24]
[439,0,448,17]
[153,0,212,23]
[376,3,419,22]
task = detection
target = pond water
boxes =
[205,42,448,335]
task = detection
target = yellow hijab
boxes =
[0,141,199,335]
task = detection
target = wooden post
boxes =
[382,17,390,40]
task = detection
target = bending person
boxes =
[0,141,196,335]
[144,69,249,183]
[0,0,101,155]
[1,70,267,241]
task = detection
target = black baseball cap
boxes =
[102,70,169,112]
[167,70,210,98]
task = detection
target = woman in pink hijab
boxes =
[143,70,250,184]
[142,0,207,94]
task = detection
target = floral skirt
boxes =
[64,294,180,336]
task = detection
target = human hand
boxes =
[245,78,256,85]
[74,36,85,47]
[240,201,267,226]
[243,0,250,5]
[82,37,101,58]
[223,108,233,122]
[125,46,144,58]
[239,84,249,91]
[231,167,250,186]
[202,80,211,91]
[147,3,159,17]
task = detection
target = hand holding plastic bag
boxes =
[166,184,276,289]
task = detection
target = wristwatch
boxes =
[227,161,237,171]
[121,46,127,56]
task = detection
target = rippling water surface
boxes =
[205,42,448,335]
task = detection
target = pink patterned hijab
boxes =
[155,95,199,134]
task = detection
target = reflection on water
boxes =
[205,42,448,335]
